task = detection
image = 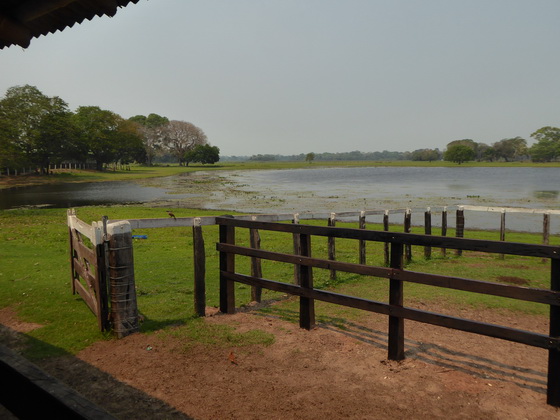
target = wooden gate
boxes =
[67,209,110,331]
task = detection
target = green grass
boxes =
[163,318,275,352]
[1,206,556,359]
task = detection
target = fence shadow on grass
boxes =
[254,306,548,395]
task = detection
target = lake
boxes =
[2,166,560,232]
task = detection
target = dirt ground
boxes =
[1,303,560,420]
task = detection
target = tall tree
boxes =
[113,118,146,167]
[492,137,528,162]
[73,106,121,170]
[129,113,169,166]
[0,85,74,172]
[443,144,475,164]
[163,120,207,166]
[411,148,441,162]
[184,144,220,165]
[33,99,78,173]
[529,126,560,162]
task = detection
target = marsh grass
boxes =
[0,206,556,358]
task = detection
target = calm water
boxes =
[2,166,560,232]
[226,166,560,233]
[0,181,190,210]
[232,166,560,207]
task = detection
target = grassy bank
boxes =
[2,160,560,190]
[1,206,556,359]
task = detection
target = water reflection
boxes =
[0,181,192,210]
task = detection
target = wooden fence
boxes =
[67,210,139,338]
[68,209,110,332]
[215,216,560,407]
[96,205,557,318]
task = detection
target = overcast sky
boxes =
[1,0,559,156]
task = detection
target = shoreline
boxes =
[3,160,560,191]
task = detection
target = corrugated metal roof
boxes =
[0,0,141,49]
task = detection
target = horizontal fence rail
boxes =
[214,216,560,406]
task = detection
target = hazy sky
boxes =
[1,1,559,156]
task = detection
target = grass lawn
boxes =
[1,205,557,359]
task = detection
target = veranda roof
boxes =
[0,0,141,49]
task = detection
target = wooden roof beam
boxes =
[0,14,32,48]
[14,0,78,23]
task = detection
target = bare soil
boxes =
[2,303,560,420]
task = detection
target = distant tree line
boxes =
[0,85,219,174]
[225,127,560,164]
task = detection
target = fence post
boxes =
[404,209,412,263]
[293,213,301,285]
[292,213,301,286]
[67,209,77,296]
[328,212,336,281]
[193,217,206,317]
[547,258,560,406]
[384,210,390,266]
[424,207,432,259]
[359,211,366,265]
[543,213,551,263]
[388,242,405,360]
[107,221,139,339]
[249,216,262,303]
[455,207,465,256]
[98,216,110,332]
[299,233,315,330]
[499,209,506,260]
[441,206,447,257]
[219,218,236,314]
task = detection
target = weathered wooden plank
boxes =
[72,257,96,291]
[293,213,301,285]
[404,209,412,263]
[72,235,96,265]
[95,242,110,332]
[462,205,560,215]
[67,216,95,241]
[394,270,560,306]
[107,221,139,339]
[215,217,560,259]
[456,208,465,256]
[219,222,236,314]
[218,242,560,306]
[299,233,315,330]
[548,259,560,406]
[249,218,262,303]
[114,216,217,229]
[544,213,550,246]
[328,213,336,280]
[389,243,404,360]
[74,279,98,316]
[68,227,77,295]
[441,206,448,257]
[193,219,206,317]
[221,271,560,350]
[216,243,392,278]
[383,210,389,266]
[424,208,432,259]
[359,211,366,265]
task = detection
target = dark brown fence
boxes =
[215,216,560,407]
